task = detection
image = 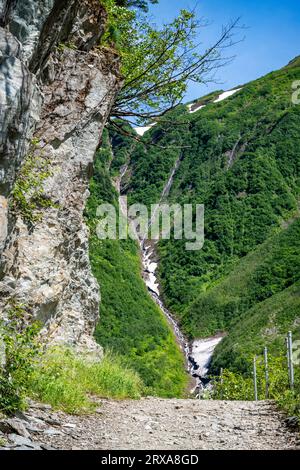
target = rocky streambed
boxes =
[137,154,222,392]
[142,239,223,393]
[114,154,223,393]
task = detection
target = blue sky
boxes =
[148,0,300,102]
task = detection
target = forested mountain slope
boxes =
[104,57,300,373]
[86,130,188,397]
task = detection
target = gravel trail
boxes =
[14,399,299,451]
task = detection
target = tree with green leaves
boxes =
[115,0,158,12]
[102,1,242,127]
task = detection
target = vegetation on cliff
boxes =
[102,0,241,124]
[0,305,143,414]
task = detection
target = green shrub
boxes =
[11,148,58,225]
[277,390,300,420]
[0,305,40,414]
[29,347,143,414]
[212,353,300,421]
[212,369,254,401]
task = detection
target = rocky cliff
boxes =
[0,0,122,352]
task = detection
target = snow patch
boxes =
[191,337,223,376]
[187,88,243,114]
[213,88,242,103]
[134,123,156,136]
[188,103,206,114]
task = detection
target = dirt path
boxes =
[5,399,298,451]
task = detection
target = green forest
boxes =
[94,56,300,379]
[85,130,188,398]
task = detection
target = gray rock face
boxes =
[0,27,42,217]
[6,0,55,62]
[0,1,122,351]
[0,21,40,255]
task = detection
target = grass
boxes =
[28,347,143,414]
[0,437,6,447]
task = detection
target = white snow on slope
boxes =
[188,103,206,114]
[213,88,242,103]
[188,88,243,114]
[134,123,156,136]
[191,337,223,376]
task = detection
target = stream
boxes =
[114,156,222,394]
[113,90,246,392]
[142,239,223,393]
